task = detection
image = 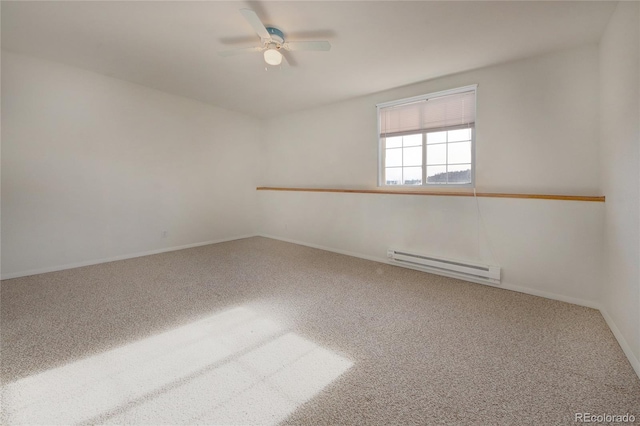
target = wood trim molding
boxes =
[256,187,605,202]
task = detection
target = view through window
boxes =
[378,85,476,187]
[384,128,473,185]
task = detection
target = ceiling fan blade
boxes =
[283,41,331,52]
[218,46,264,57]
[280,53,290,67]
[239,9,270,40]
[281,50,297,67]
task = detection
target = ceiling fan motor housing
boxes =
[266,27,285,45]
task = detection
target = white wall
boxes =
[599,1,640,374]
[259,44,604,306]
[1,43,610,308]
[263,45,600,195]
[1,51,261,277]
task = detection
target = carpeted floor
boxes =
[1,236,639,425]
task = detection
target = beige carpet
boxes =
[1,236,639,425]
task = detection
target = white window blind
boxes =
[378,87,476,138]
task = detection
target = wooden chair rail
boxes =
[256,187,605,202]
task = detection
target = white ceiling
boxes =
[1,1,616,118]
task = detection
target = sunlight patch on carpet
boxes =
[2,306,353,425]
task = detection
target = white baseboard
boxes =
[258,233,639,380]
[1,234,257,280]
[259,233,600,308]
[600,308,640,379]
[498,283,601,310]
[258,234,388,265]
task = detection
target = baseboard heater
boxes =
[387,249,501,286]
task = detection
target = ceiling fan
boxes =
[218,9,331,66]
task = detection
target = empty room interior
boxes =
[1,1,639,424]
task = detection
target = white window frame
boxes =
[377,85,477,188]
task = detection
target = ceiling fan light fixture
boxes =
[264,48,283,66]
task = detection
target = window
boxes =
[377,85,476,187]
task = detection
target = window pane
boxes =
[385,168,402,185]
[447,164,472,184]
[403,146,422,166]
[427,131,447,144]
[426,165,447,183]
[380,88,475,187]
[403,134,422,147]
[426,144,446,165]
[385,148,402,167]
[448,128,472,142]
[386,136,402,148]
[403,167,422,185]
[448,141,471,164]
